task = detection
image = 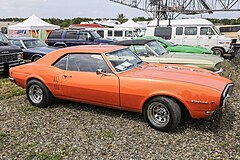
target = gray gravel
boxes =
[0,60,239,159]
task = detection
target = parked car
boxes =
[111,39,224,73]
[45,29,113,48]
[0,32,24,75]
[9,37,56,62]
[145,19,233,56]
[135,36,213,54]
[9,45,234,132]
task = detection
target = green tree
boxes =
[117,13,127,24]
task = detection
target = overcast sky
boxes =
[0,0,239,19]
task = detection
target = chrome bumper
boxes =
[8,77,15,83]
[214,68,223,74]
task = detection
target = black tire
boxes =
[32,56,41,62]
[26,79,53,108]
[212,48,224,57]
[143,97,181,132]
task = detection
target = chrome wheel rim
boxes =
[29,84,43,104]
[147,102,170,127]
[213,50,222,56]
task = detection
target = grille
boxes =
[0,53,20,63]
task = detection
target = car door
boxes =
[198,26,218,49]
[172,27,184,44]
[183,27,198,46]
[61,53,120,108]
[63,31,78,47]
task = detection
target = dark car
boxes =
[9,37,56,62]
[0,32,24,75]
[45,29,113,48]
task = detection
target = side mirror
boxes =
[144,52,149,57]
[208,35,212,39]
[96,69,111,76]
[96,69,104,75]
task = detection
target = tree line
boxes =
[0,16,240,27]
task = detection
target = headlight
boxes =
[18,52,23,60]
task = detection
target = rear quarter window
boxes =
[65,31,77,39]
[48,30,63,39]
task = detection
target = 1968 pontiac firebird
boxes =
[9,45,234,132]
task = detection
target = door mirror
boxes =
[143,52,149,57]
[96,69,104,75]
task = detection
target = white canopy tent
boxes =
[8,14,60,30]
[114,19,145,29]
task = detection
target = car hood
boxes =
[119,63,231,91]
[162,52,223,64]
[23,47,56,54]
[0,45,22,54]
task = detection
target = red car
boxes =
[9,45,234,132]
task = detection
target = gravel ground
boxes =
[0,60,239,159]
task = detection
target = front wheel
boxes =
[143,97,181,132]
[212,48,224,57]
[26,80,53,108]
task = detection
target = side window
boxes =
[65,31,77,39]
[67,54,111,73]
[108,30,113,36]
[78,32,91,40]
[114,31,123,37]
[184,27,197,35]
[53,55,67,70]
[200,27,215,35]
[176,27,183,35]
[96,30,104,38]
[154,27,172,40]
[48,30,63,39]
[125,31,133,37]
[11,40,23,47]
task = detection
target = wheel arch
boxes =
[211,46,226,53]
[30,54,43,62]
[26,76,52,94]
[142,94,190,116]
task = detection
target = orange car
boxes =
[9,45,234,132]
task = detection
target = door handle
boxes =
[63,75,72,78]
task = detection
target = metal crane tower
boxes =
[110,0,240,20]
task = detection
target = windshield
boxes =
[146,41,168,56]
[105,48,143,72]
[23,39,47,48]
[91,31,101,39]
[0,32,9,43]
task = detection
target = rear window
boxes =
[65,31,77,39]
[48,30,63,39]
[154,27,172,40]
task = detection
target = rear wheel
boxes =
[26,79,53,108]
[32,56,41,62]
[212,48,224,57]
[143,97,181,132]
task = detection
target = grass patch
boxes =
[21,105,39,114]
[97,131,114,139]
[26,152,62,160]
[0,78,25,100]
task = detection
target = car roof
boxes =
[8,37,38,40]
[36,45,128,65]
[111,39,155,46]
